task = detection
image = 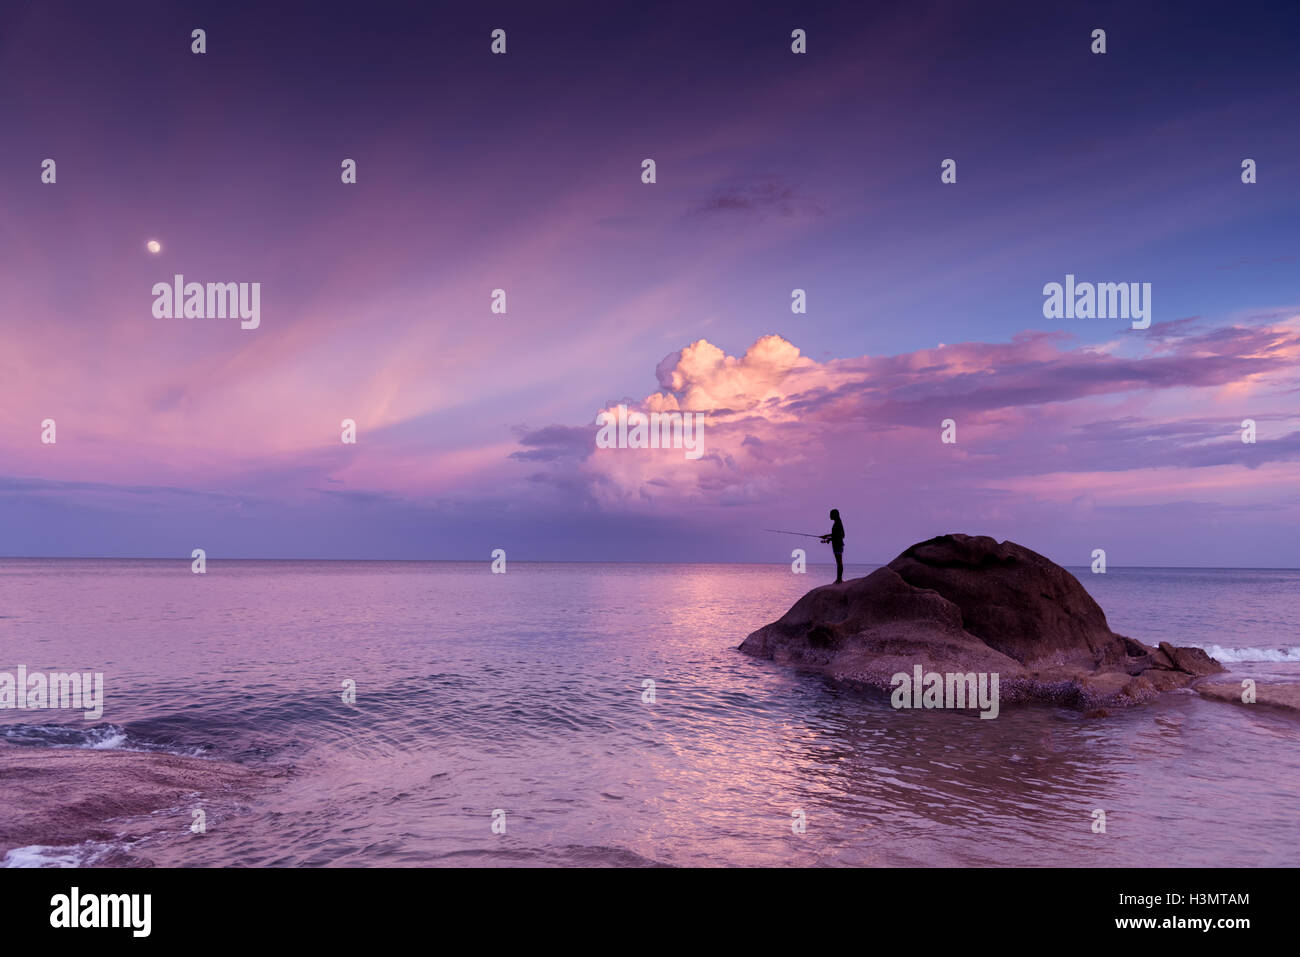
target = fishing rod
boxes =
[763,529,825,539]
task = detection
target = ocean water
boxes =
[1,559,1298,868]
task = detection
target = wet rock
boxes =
[740,533,1225,711]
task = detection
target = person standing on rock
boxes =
[820,509,846,584]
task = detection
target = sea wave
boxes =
[1198,644,1300,663]
[0,842,115,868]
[0,723,205,756]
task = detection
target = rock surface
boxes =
[739,534,1224,710]
[1195,680,1300,714]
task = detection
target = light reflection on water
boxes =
[1,559,1297,866]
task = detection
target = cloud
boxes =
[509,425,594,463]
[652,335,817,413]
[516,315,1300,514]
[687,175,825,220]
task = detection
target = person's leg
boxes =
[834,549,844,583]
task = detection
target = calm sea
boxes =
[1,559,1298,867]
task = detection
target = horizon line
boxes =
[1,555,1297,571]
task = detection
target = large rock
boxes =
[739,534,1224,710]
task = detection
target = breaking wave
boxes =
[1198,644,1300,663]
[0,723,205,756]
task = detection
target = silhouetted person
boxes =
[820,508,845,583]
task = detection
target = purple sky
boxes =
[2,0,1299,565]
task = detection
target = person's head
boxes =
[829,508,840,520]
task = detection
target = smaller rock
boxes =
[1159,642,1224,676]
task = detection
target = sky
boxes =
[1,0,1298,565]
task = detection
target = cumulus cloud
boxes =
[517,315,1300,513]
[651,335,817,413]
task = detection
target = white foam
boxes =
[1,844,89,868]
[86,729,129,750]
[0,724,202,755]
[1199,644,1300,663]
